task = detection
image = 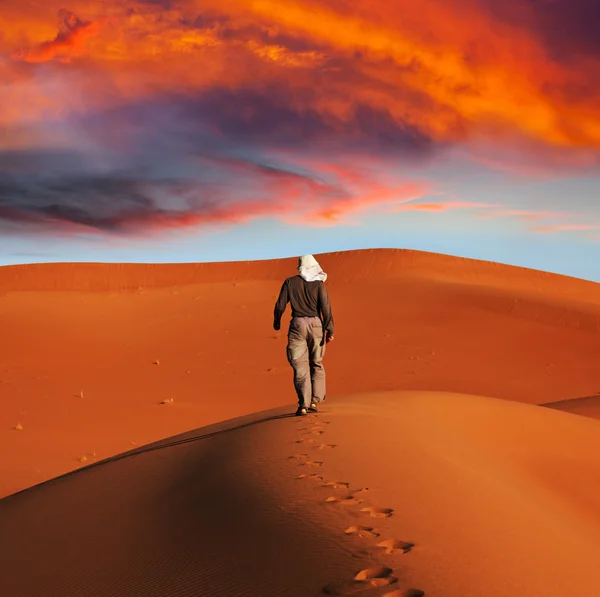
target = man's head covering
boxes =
[298,254,327,282]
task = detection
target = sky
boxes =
[1,0,600,281]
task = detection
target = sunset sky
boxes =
[1,0,600,280]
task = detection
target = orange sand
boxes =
[1,248,600,595]
[2,391,600,596]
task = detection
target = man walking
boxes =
[273,254,335,416]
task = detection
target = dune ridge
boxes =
[2,390,600,596]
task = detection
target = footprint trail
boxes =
[290,409,424,596]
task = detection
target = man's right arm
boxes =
[273,279,289,330]
[318,282,334,339]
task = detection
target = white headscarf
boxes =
[298,254,327,282]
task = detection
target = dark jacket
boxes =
[273,275,334,334]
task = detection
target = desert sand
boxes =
[1,248,600,596]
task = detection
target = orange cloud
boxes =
[394,201,497,212]
[11,9,102,64]
[209,0,600,148]
[6,0,600,150]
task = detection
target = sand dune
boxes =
[2,248,600,498]
[2,390,600,596]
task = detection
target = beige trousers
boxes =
[286,316,326,408]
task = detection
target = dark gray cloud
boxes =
[0,172,164,231]
[0,141,348,234]
[162,86,435,153]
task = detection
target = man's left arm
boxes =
[273,280,289,330]
[318,282,334,341]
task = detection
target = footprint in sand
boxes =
[299,459,323,468]
[323,567,397,595]
[315,443,338,450]
[325,494,364,506]
[323,481,351,489]
[296,473,324,480]
[294,438,317,444]
[382,591,424,597]
[355,566,398,587]
[376,539,414,555]
[345,525,380,539]
[361,506,394,519]
[288,453,311,461]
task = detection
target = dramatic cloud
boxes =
[10,9,102,64]
[2,0,600,236]
[0,146,429,234]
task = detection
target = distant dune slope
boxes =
[1,249,599,497]
[1,391,599,597]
